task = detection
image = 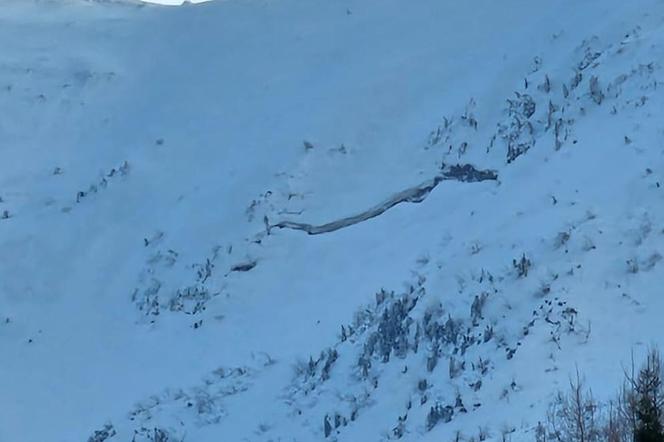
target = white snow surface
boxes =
[2,0,664,441]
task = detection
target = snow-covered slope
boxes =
[3,1,664,441]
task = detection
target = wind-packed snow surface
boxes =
[3,0,664,441]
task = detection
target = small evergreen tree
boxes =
[633,349,664,442]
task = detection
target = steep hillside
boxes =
[2,1,664,441]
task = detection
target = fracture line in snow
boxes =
[269,164,498,235]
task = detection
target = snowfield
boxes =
[2,0,664,441]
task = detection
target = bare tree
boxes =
[547,368,601,442]
[542,347,664,442]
